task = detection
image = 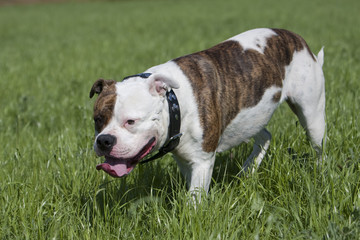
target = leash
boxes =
[122,73,182,164]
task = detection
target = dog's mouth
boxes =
[96,137,156,178]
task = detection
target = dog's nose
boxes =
[96,134,117,152]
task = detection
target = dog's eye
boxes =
[94,116,104,131]
[94,116,103,124]
[126,119,135,125]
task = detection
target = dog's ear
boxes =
[147,73,179,96]
[89,79,116,98]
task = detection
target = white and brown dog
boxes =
[90,28,325,194]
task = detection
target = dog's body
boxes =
[90,28,326,193]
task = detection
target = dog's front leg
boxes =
[174,152,215,198]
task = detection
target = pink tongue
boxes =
[96,158,132,178]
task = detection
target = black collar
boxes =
[122,73,182,164]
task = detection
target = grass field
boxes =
[0,0,359,239]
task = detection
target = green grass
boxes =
[0,0,359,239]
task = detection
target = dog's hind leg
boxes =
[285,48,326,159]
[242,128,272,174]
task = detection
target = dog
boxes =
[89,28,325,194]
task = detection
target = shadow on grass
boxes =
[79,138,322,224]
[77,144,254,221]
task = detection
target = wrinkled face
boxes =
[91,78,167,178]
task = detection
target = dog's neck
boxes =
[122,73,182,164]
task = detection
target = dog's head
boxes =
[89,74,179,178]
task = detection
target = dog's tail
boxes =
[317,47,324,67]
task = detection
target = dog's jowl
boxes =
[90,28,326,194]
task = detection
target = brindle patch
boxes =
[174,29,314,152]
[272,91,282,103]
[90,79,117,133]
[269,29,316,63]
